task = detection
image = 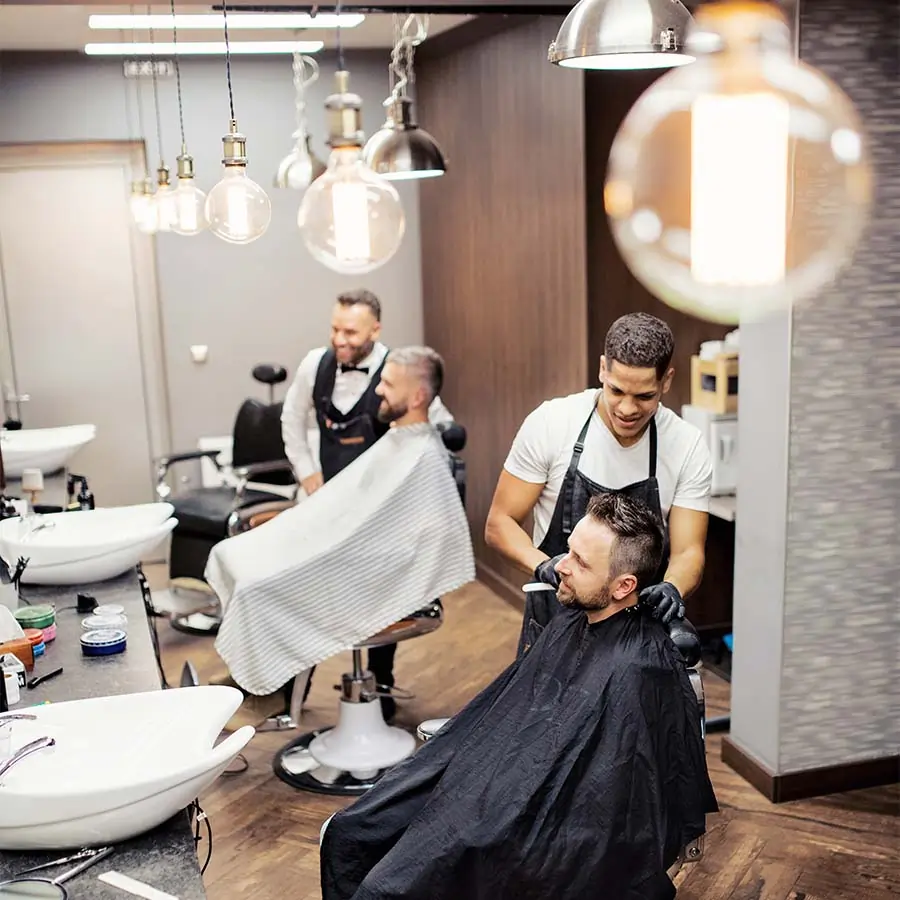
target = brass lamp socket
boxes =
[385,95,417,131]
[325,70,365,150]
[176,152,196,180]
[222,120,249,167]
[156,165,171,188]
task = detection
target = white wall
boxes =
[0,50,424,457]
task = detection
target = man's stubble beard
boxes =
[557,580,613,613]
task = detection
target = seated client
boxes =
[321,491,718,900]
[205,346,475,702]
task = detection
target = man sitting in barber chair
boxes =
[321,492,718,900]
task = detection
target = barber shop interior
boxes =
[0,0,897,897]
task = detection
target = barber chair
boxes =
[415,583,707,887]
[155,364,298,636]
[267,421,468,796]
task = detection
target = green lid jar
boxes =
[13,604,56,630]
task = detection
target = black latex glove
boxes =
[533,554,566,589]
[639,581,685,624]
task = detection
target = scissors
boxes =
[13,846,113,876]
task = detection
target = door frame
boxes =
[0,140,173,488]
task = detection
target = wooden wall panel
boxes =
[583,71,730,411]
[417,17,588,600]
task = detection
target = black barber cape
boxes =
[321,606,719,900]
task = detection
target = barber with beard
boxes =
[281,289,453,718]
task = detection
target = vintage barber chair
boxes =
[415,582,708,887]
[155,364,298,636]
[237,421,468,796]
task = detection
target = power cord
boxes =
[187,798,213,875]
[137,564,170,689]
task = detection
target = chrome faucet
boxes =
[0,713,37,733]
[0,736,55,781]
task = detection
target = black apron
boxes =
[313,348,390,483]
[518,398,670,657]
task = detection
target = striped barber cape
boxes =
[206,422,476,696]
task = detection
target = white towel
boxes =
[207,423,475,696]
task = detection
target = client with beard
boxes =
[206,347,474,702]
[320,491,718,900]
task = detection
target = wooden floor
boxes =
[153,575,899,900]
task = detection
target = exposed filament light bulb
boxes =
[171,150,208,236]
[204,120,272,245]
[298,70,405,275]
[153,164,178,233]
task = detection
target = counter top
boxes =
[0,569,207,900]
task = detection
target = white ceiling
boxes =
[0,5,472,52]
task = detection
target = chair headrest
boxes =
[252,364,288,386]
[437,421,466,453]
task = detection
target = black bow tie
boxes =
[340,363,369,374]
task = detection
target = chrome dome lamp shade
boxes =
[363,96,447,181]
[548,0,696,70]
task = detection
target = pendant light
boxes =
[297,12,405,276]
[363,15,447,181]
[148,15,178,233]
[205,2,272,244]
[274,53,327,192]
[125,11,157,234]
[548,0,695,70]
[603,0,872,325]
[167,0,207,235]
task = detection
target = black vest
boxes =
[313,348,390,483]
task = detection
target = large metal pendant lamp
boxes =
[548,0,695,70]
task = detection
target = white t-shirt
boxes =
[504,390,712,546]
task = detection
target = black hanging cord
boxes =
[223,0,236,121]
[131,11,149,178]
[169,0,187,148]
[336,0,345,70]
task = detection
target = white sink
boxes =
[0,503,177,585]
[0,686,254,850]
[0,424,97,477]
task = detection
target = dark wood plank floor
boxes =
[153,576,899,900]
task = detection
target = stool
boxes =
[272,602,443,796]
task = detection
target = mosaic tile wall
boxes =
[780,0,900,772]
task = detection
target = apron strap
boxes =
[561,402,596,536]
[648,416,658,479]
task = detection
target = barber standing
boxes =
[485,312,712,652]
[281,288,453,718]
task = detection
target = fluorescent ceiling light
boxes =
[84,41,325,56]
[88,13,365,30]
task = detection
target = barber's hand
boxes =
[639,582,685,625]
[301,472,324,496]
[533,554,566,590]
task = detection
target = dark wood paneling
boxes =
[583,71,731,410]
[417,17,588,598]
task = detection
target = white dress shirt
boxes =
[281,341,455,482]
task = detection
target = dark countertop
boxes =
[0,569,208,900]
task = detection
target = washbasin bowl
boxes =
[0,503,177,585]
[0,424,96,477]
[0,686,254,850]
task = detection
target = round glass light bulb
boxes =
[297,147,406,275]
[603,0,873,324]
[130,189,156,234]
[205,166,272,245]
[153,183,179,233]
[171,177,209,236]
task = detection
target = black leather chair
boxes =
[155,364,298,635]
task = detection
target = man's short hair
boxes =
[604,312,674,380]
[337,289,381,322]
[585,492,665,592]
[386,346,444,404]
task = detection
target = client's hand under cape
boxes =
[206,422,475,697]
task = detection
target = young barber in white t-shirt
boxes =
[485,312,712,634]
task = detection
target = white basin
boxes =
[0,686,254,850]
[0,424,96,477]
[0,503,177,585]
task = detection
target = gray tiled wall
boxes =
[779,0,900,772]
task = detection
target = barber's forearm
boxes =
[664,547,705,599]
[484,513,547,575]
